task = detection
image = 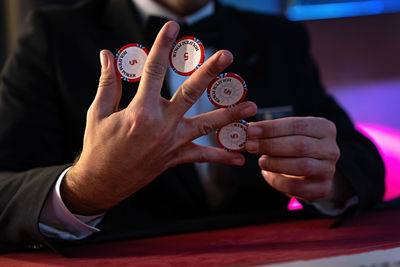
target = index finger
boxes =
[167,50,234,119]
[247,117,336,139]
[134,21,179,103]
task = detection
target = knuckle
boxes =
[300,158,315,176]
[331,145,341,161]
[315,183,332,200]
[264,139,276,154]
[326,164,336,179]
[226,107,240,123]
[291,119,308,134]
[134,110,153,125]
[197,121,214,136]
[325,142,340,161]
[86,104,98,120]
[294,137,311,155]
[87,104,95,116]
[128,109,155,131]
[197,150,208,162]
[319,117,337,137]
[180,84,199,106]
[204,64,220,79]
[143,62,165,80]
[99,73,115,88]
[326,120,337,136]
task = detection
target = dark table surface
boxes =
[1,199,399,266]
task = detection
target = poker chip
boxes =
[207,73,247,108]
[216,120,248,152]
[114,43,149,82]
[169,36,205,76]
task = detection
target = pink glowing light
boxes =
[287,123,400,210]
[287,197,303,210]
[356,123,400,201]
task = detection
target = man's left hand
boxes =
[246,117,341,202]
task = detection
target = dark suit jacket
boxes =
[0,0,384,255]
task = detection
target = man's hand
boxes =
[61,21,257,215]
[246,117,340,202]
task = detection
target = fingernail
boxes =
[258,156,267,166]
[246,140,258,152]
[100,51,109,70]
[166,21,179,39]
[247,126,262,137]
[232,158,244,166]
[217,51,233,67]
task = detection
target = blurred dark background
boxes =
[2,0,399,129]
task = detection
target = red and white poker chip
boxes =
[207,73,247,108]
[169,36,205,76]
[114,43,149,82]
[216,120,248,152]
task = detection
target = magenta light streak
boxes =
[287,122,400,210]
[356,123,400,201]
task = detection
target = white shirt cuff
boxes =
[310,195,359,216]
[307,170,360,216]
[39,167,104,240]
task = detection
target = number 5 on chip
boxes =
[169,36,205,76]
[115,43,149,82]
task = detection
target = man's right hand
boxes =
[61,21,257,215]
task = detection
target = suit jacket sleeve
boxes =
[291,22,385,210]
[0,9,71,253]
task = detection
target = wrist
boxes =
[60,165,116,215]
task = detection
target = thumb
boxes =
[92,50,122,118]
